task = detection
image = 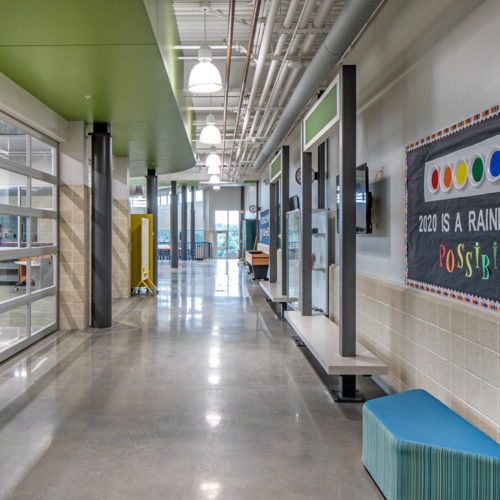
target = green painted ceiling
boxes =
[0,0,195,176]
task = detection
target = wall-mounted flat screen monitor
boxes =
[288,195,299,211]
[336,164,372,234]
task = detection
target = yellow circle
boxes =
[455,161,467,186]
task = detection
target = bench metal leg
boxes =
[335,375,364,403]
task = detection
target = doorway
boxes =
[215,210,239,258]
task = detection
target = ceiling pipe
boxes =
[259,0,338,140]
[236,0,301,179]
[234,0,280,165]
[228,0,263,174]
[222,0,236,178]
[255,0,316,140]
[253,0,383,170]
[247,0,300,140]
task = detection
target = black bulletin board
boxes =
[405,106,500,311]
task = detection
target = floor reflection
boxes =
[0,259,383,499]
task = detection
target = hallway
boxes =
[0,260,382,499]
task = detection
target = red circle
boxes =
[431,168,439,190]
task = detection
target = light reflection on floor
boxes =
[0,258,384,499]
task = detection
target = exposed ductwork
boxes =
[252,0,383,171]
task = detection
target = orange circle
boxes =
[443,166,452,189]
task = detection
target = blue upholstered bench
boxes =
[362,390,500,500]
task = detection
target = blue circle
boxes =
[490,151,500,178]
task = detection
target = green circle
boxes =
[472,157,484,183]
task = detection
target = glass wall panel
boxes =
[0,115,58,361]
[0,306,27,351]
[31,179,56,210]
[31,217,55,247]
[0,168,28,206]
[31,254,55,291]
[0,257,26,300]
[0,215,27,248]
[31,295,56,334]
[0,120,28,165]
[31,137,55,175]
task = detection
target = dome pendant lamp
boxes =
[206,146,221,174]
[200,114,221,145]
[188,6,222,94]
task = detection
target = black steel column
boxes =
[339,65,357,358]
[170,181,179,268]
[256,181,260,244]
[181,186,188,260]
[146,169,158,286]
[190,186,196,258]
[301,152,312,316]
[239,186,245,260]
[318,141,326,210]
[280,146,289,296]
[269,182,278,282]
[91,122,112,328]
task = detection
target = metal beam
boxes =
[339,65,357,357]
[146,169,158,286]
[318,141,326,209]
[181,185,188,260]
[269,181,278,283]
[170,181,178,268]
[281,146,289,297]
[301,152,312,316]
[91,122,112,328]
[190,186,196,252]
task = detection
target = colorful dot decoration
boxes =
[406,103,500,312]
[455,161,467,187]
[489,150,500,178]
[428,150,500,193]
[471,156,484,184]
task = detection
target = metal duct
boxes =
[252,0,383,170]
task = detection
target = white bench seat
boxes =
[284,310,388,375]
[259,281,287,303]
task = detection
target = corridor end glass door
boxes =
[215,210,239,259]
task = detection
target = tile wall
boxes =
[59,184,89,329]
[329,266,499,442]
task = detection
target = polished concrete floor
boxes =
[0,259,384,499]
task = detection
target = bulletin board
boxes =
[405,105,500,311]
[260,209,270,245]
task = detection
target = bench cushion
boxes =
[362,389,500,500]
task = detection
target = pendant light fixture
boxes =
[200,114,221,145]
[206,146,221,175]
[188,4,222,94]
[209,174,221,184]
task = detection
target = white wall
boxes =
[345,0,498,283]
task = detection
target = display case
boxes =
[311,209,328,314]
[286,209,300,309]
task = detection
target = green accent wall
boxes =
[0,0,195,176]
[270,153,282,179]
[304,83,338,145]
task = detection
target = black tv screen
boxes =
[355,164,372,233]
[288,195,299,211]
[336,164,372,234]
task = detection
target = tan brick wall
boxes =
[112,199,130,298]
[59,184,89,330]
[329,265,499,442]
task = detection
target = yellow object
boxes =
[130,214,157,295]
[456,161,467,186]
